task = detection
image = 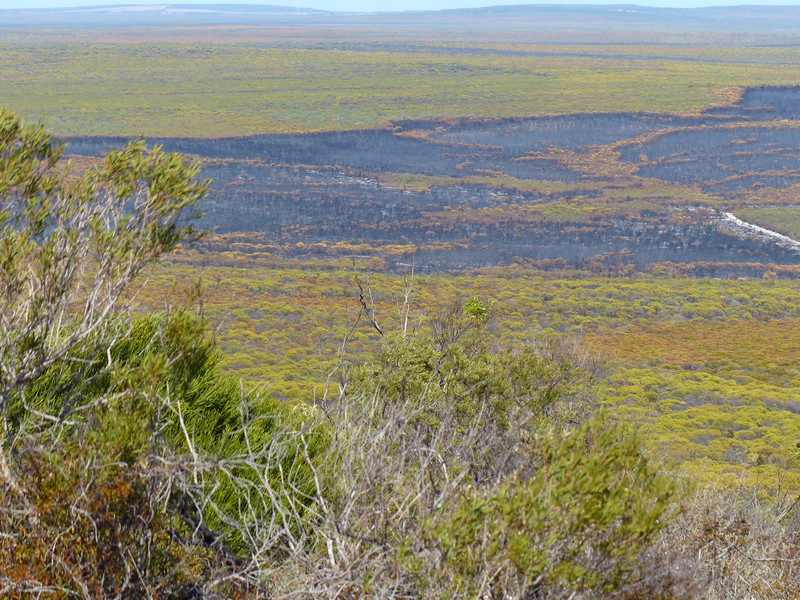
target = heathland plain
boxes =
[4,6,800,595]
[3,6,799,485]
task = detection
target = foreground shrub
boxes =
[425,415,673,598]
[0,110,298,597]
[272,316,674,599]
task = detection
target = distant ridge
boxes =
[61,4,323,13]
[0,4,328,27]
[1,3,318,12]
[4,3,800,32]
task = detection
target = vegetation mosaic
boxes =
[3,5,800,598]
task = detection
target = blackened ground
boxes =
[64,86,800,271]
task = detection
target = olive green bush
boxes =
[274,303,675,599]
[425,415,673,598]
[0,108,205,483]
[0,110,272,598]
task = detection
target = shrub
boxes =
[274,304,674,599]
[0,110,271,598]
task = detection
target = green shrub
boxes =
[424,414,674,598]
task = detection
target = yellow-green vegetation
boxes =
[2,31,800,136]
[141,252,800,490]
[588,319,800,487]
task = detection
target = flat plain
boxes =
[1,23,799,136]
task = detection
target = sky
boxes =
[1,0,798,11]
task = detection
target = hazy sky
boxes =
[2,0,800,11]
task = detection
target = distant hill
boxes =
[0,4,329,27]
[438,4,800,32]
[5,3,800,32]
